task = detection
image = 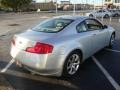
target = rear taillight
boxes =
[11,39,15,45]
[26,42,53,54]
[11,36,16,45]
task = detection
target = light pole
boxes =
[101,0,104,21]
[102,0,104,9]
[92,0,95,12]
[86,0,87,10]
[73,3,76,15]
[55,0,57,14]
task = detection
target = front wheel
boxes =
[108,33,115,48]
[114,14,119,17]
[62,51,81,77]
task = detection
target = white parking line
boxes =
[40,16,50,18]
[105,48,120,53]
[92,56,120,90]
[1,59,15,73]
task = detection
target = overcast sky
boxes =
[36,0,104,5]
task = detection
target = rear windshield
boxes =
[32,18,73,33]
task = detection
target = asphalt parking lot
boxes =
[0,13,120,90]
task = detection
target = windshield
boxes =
[32,18,73,33]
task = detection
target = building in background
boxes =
[29,1,55,11]
[58,0,93,10]
[59,0,71,10]
[27,0,94,11]
[104,0,120,9]
[60,1,70,4]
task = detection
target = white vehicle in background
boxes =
[87,9,112,18]
[108,9,120,17]
[116,10,120,16]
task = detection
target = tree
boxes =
[1,0,32,12]
[0,0,1,7]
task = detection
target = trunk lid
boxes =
[13,29,57,50]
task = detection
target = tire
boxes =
[108,33,115,48]
[62,51,81,77]
[104,14,109,18]
[114,14,119,17]
[89,14,93,17]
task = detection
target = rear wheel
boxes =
[89,14,93,17]
[104,14,109,18]
[62,51,81,77]
[114,13,119,17]
[108,33,115,48]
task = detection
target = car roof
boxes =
[54,15,88,20]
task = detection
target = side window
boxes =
[98,10,102,13]
[85,19,103,30]
[98,10,105,13]
[76,22,87,33]
[102,10,105,12]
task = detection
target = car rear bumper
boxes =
[23,65,61,76]
[10,45,65,76]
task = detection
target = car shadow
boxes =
[0,48,115,90]
[0,58,94,90]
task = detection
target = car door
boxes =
[95,10,103,17]
[94,11,99,17]
[101,10,106,17]
[76,21,94,59]
[85,19,109,53]
[96,10,105,17]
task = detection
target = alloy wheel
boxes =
[66,54,80,75]
[110,34,115,46]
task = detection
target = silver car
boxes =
[87,9,112,18]
[10,15,115,77]
[108,9,120,17]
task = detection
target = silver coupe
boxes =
[10,15,115,77]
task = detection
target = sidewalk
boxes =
[0,74,14,90]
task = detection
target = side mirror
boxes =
[103,25,108,29]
